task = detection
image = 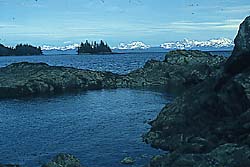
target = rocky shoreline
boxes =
[1,15,249,167]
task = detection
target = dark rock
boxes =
[0,62,121,98]
[224,16,250,75]
[125,50,226,93]
[164,50,225,67]
[144,71,250,152]
[42,153,83,167]
[148,144,250,167]
[0,165,20,167]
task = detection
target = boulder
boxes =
[120,157,135,165]
[42,153,83,167]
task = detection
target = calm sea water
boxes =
[0,52,166,74]
[0,89,171,167]
[0,52,170,167]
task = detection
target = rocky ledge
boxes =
[125,50,225,92]
[0,49,225,98]
[144,16,250,167]
[0,62,121,98]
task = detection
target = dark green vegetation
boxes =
[0,44,42,56]
[77,40,112,54]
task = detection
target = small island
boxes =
[0,43,43,56]
[77,40,112,54]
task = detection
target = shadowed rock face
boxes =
[225,16,250,75]
[144,16,250,167]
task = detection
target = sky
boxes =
[0,0,250,47]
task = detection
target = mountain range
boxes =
[42,38,234,54]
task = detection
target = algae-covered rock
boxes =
[120,157,135,165]
[42,153,83,167]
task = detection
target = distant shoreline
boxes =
[78,52,126,55]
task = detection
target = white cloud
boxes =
[0,24,21,29]
[163,19,242,32]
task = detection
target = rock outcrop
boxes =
[144,16,250,167]
[0,49,226,98]
[0,62,120,98]
[124,50,226,93]
[42,153,84,167]
[149,144,250,167]
[224,16,250,75]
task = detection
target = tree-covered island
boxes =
[77,40,112,54]
[0,43,43,56]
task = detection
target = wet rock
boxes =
[120,157,135,165]
[0,165,20,167]
[42,153,83,167]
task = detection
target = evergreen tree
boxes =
[77,40,112,54]
[0,43,42,56]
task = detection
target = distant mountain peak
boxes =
[41,44,79,51]
[160,38,234,50]
[114,41,151,50]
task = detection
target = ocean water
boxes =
[0,52,166,74]
[0,89,171,167]
[0,52,171,167]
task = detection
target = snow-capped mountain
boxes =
[41,43,79,51]
[160,38,234,50]
[113,41,151,50]
[112,38,234,52]
[41,44,79,55]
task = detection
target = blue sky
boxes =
[0,0,250,47]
